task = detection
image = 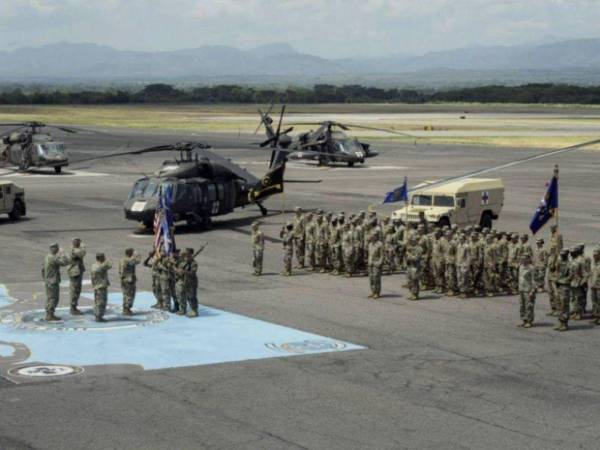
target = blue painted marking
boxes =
[0,344,14,357]
[0,290,365,370]
[0,285,14,307]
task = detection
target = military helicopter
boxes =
[74,141,288,229]
[255,105,414,167]
[0,121,96,174]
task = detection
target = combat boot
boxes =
[367,293,374,298]
[555,324,568,332]
[523,322,533,328]
[594,318,600,325]
[516,321,526,327]
[122,308,133,316]
[151,302,160,309]
[186,310,199,318]
[95,317,107,323]
[372,294,380,299]
[176,309,186,316]
[573,313,582,321]
[70,307,83,315]
[408,295,418,301]
[46,313,61,321]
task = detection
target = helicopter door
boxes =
[0,185,5,212]
[207,184,219,214]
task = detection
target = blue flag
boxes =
[383,177,408,204]
[154,183,176,255]
[529,168,558,234]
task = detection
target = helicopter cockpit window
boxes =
[412,195,432,206]
[207,184,216,202]
[37,143,66,158]
[130,179,148,199]
[337,139,362,153]
[216,184,224,200]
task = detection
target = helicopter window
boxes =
[143,181,159,198]
[412,195,432,206]
[207,184,216,202]
[130,179,148,199]
[337,139,361,153]
[39,143,66,157]
[433,196,455,207]
[216,184,224,200]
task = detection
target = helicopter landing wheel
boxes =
[347,162,354,167]
[203,216,212,230]
[54,166,62,175]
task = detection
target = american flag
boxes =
[153,183,176,255]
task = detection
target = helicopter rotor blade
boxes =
[274,105,286,146]
[254,109,266,135]
[336,123,418,138]
[70,144,176,165]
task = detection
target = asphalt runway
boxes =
[0,127,599,449]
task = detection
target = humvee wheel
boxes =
[480,212,493,229]
[54,166,62,174]
[438,217,451,229]
[8,200,24,220]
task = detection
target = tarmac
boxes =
[0,126,599,449]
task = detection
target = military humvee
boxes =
[391,178,504,229]
[0,181,26,220]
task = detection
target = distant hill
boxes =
[2,39,600,87]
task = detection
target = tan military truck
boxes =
[0,181,26,220]
[391,178,504,229]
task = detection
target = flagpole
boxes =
[554,164,559,230]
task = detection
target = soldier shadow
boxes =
[0,216,33,225]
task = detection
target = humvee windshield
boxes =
[412,195,432,206]
[433,195,455,207]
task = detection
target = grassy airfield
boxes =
[1,103,600,149]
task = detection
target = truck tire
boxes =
[480,211,493,229]
[438,217,451,229]
[54,166,62,174]
[8,200,23,220]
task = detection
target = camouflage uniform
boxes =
[384,225,397,274]
[507,235,520,294]
[534,240,548,291]
[179,250,200,317]
[555,250,571,331]
[518,258,536,327]
[156,253,172,310]
[456,236,472,298]
[342,224,355,277]
[469,234,483,295]
[495,234,509,292]
[547,252,560,315]
[119,250,142,314]
[91,256,112,322]
[367,236,384,298]
[42,244,70,320]
[251,222,265,276]
[394,222,406,271]
[405,237,423,300]
[482,236,497,296]
[444,231,458,296]
[293,208,306,268]
[305,214,316,271]
[569,247,586,320]
[314,216,327,273]
[431,231,446,294]
[281,222,294,276]
[66,240,86,313]
[590,250,600,325]
[329,219,342,275]
[144,252,162,308]
[582,249,592,313]
[417,226,431,290]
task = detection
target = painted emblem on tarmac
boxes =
[4,306,169,332]
[266,340,348,354]
[9,365,83,377]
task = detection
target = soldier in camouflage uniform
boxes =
[155,249,172,311]
[293,207,306,268]
[323,212,333,270]
[144,250,162,309]
[42,243,70,321]
[384,224,397,274]
[444,230,458,296]
[417,224,431,290]
[91,252,112,323]
[281,221,294,276]
[469,233,483,296]
[431,229,446,294]
[555,249,571,331]
[517,253,536,328]
[314,214,327,273]
[394,220,406,271]
[569,245,586,320]
[251,221,264,276]
[507,234,520,295]
[367,233,384,299]
[329,217,342,275]
[352,217,364,274]
[582,244,592,313]
[305,213,316,271]
[590,248,600,325]
[119,248,142,315]
[168,249,181,313]
[534,239,548,292]
[405,235,423,300]
[180,248,200,317]
[482,234,497,296]
[456,233,472,298]
[67,238,86,315]
[342,222,355,277]
[549,224,563,255]
[546,249,560,316]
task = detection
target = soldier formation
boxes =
[252,208,600,332]
[42,241,203,322]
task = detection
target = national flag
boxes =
[383,177,408,204]
[153,183,176,255]
[529,166,559,234]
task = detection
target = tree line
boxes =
[2,83,600,104]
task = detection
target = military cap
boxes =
[294,206,302,212]
[577,243,585,250]
[521,234,528,239]
[560,248,570,256]
[317,209,324,215]
[444,230,452,236]
[474,225,482,231]
[325,212,332,217]
[593,247,600,255]
[49,242,59,248]
[286,221,293,227]
[359,210,365,216]
[536,238,544,244]
[417,223,425,229]
[482,228,489,234]
[72,237,81,242]
[451,224,458,230]
[251,221,259,227]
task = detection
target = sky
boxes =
[1,0,599,57]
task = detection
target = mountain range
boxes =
[2,39,600,87]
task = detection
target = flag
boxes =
[153,183,176,255]
[383,177,408,204]
[529,166,559,234]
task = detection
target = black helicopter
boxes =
[0,121,92,174]
[75,141,288,229]
[255,105,414,167]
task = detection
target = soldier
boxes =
[444,230,458,296]
[555,249,571,331]
[119,248,142,315]
[292,207,306,268]
[507,234,520,295]
[393,220,406,271]
[469,232,483,296]
[305,213,316,271]
[519,234,533,262]
[323,212,333,270]
[405,235,423,300]
[546,248,560,316]
[168,249,181,313]
[417,224,431,290]
[456,233,471,298]
[342,222,355,277]
[417,211,428,233]
[517,253,536,328]
[314,214,326,273]
[155,249,172,311]
[534,239,548,293]
[280,221,294,276]
[251,221,264,276]
[42,243,70,321]
[91,252,112,323]
[569,245,585,320]
[384,224,397,274]
[66,238,86,315]
[144,249,162,309]
[352,217,364,274]
[482,234,497,297]
[549,224,563,256]
[590,248,600,325]
[431,229,446,294]
[582,244,592,313]
[180,248,200,317]
[328,217,340,275]
[367,233,384,299]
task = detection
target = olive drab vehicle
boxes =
[0,181,26,220]
[74,142,287,229]
[0,122,93,174]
